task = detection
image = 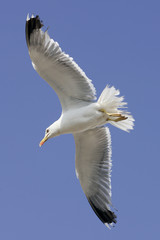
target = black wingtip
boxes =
[25,14,43,46]
[88,198,117,226]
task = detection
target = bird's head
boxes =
[39,128,50,147]
[39,120,60,147]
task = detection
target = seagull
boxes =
[25,14,134,228]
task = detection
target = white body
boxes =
[58,103,106,135]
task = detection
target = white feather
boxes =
[98,85,134,132]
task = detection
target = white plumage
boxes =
[26,14,134,228]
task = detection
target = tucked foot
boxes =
[99,109,128,122]
[112,115,128,122]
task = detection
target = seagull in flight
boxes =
[25,14,134,228]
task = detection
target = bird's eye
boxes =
[46,129,49,133]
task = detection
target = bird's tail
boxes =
[98,85,134,132]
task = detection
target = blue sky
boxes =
[0,0,160,239]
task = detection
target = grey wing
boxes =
[74,127,117,227]
[25,15,96,112]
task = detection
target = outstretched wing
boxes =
[25,15,96,112]
[74,127,117,227]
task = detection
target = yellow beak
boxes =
[39,135,48,147]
